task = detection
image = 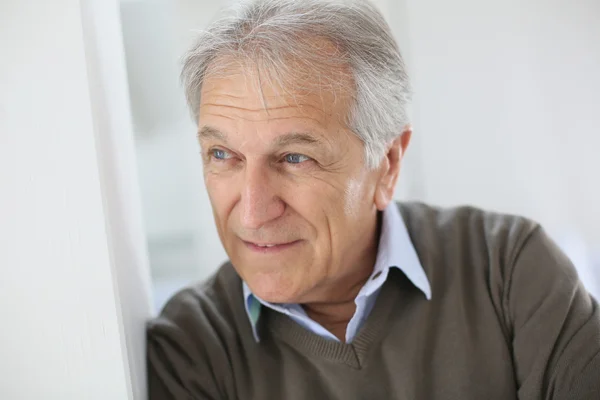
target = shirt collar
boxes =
[242,202,431,342]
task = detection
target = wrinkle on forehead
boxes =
[199,38,355,128]
[201,107,333,132]
[200,73,352,138]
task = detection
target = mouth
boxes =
[242,240,301,253]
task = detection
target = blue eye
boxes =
[285,153,310,164]
[212,149,230,160]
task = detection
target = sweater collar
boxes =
[242,202,431,342]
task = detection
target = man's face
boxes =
[197,65,388,304]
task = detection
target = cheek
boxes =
[343,177,365,218]
[205,174,237,226]
[286,174,369,226]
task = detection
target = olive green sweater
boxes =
[147,203,600,399]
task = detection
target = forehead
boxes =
[198,56,353,131]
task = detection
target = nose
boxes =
[239,163,285,230]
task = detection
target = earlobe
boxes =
[373,145,397,211]
[374,185,392,211]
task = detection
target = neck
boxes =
[302,292,364,342]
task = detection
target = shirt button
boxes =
[372,271,382,280]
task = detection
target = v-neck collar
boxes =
[263,269,410,369]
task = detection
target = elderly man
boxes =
[147,0,600,398]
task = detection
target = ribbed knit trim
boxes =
[266,269,407,369]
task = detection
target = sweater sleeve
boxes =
[147,319,223,400]
[507,226,600,399]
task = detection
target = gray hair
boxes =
[181,0,411,168]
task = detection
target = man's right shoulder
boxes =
[147,261,246,340]
[146,263,247,398]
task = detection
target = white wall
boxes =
[120,0,230,308]
[0,0,152,398]
[403,0,600,242]
[399,0,600,295]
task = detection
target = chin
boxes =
[243,271,303,304]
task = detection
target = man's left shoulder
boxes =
[397,201,539,254]
[396,201,546,283]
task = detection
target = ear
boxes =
[374,128,412,211]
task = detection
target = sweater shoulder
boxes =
[148,262,244,341]
[397,201,541,285]
[146,263,245,398]
[397,201,545,341]
[398,201,540,252]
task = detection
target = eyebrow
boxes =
[273,132,322,148]
[197,125,323,148]
[197,125,227,142]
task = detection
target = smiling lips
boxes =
[243,240,301,253]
